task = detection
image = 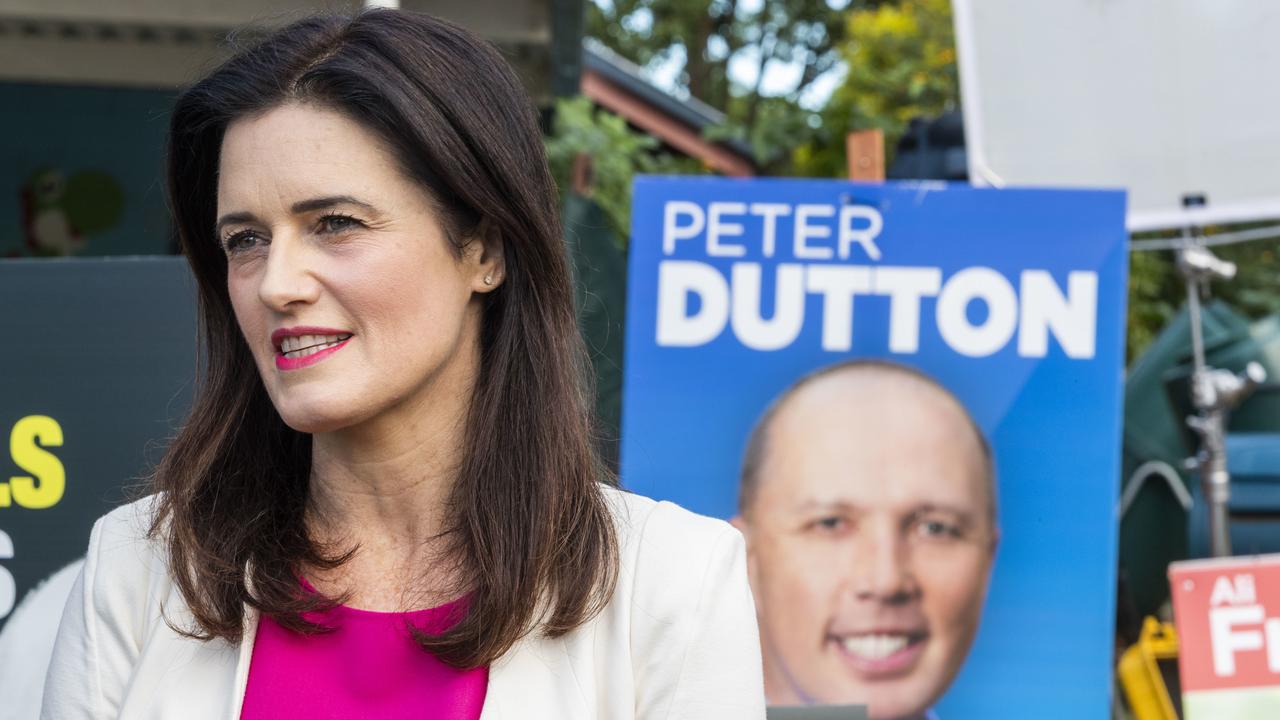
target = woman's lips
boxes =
[829,631,928,679]
[274,336,351,371]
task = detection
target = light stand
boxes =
[1175,195,1267,557]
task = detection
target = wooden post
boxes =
[571,152,594,196]
[846,129,885,182]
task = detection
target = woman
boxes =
[41,9,764,719]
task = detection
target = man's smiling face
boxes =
[739,368,997,720]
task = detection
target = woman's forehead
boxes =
[217,104,407,213]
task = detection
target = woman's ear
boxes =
[465,218,505,293]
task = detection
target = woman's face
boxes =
[216,102,499,435]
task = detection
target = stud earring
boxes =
[483,275,494,286]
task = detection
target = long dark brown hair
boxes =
[154,8,618,668]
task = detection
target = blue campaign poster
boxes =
[620,177,1127,719]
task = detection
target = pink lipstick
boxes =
[271,326,353,371]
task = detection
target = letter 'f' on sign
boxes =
[1210,605,1265,676]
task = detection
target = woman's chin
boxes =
[275,406,363,435]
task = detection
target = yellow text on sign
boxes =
[2,415,65,509]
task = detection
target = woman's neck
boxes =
[304,348,477,610]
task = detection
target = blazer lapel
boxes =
[479,631,590,720]
[229,606,259,720]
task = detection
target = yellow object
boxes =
[1118,616,1180,720]
[5,415,65,509]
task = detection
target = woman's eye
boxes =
[222,230,263,253]
[318,214,362,234]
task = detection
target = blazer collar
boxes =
[230,606,259,720]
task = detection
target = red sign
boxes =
[1170,554,1280,693]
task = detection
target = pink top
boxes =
[240,593,488,720]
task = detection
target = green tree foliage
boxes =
[1127,247,1180,364]
[588,0,858,109]
[586,0,957,175]
[587,0,874,170]
[794,0,957,176]
[545,95,701,244]
[574,0,959,213]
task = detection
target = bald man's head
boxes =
[739,360,996,525]
[734,360,999,716]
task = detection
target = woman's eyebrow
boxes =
[214,211,257,237]
[214,196,379,236]
[290,195,378,215]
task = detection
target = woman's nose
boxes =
[257,234,321,312]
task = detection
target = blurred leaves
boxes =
[588,0,870,175]
[581,1,950,179]
[794,0,958,177]
[1127,247,1181,365]
[587,0,857,111]
[545,96,703,244]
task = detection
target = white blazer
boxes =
[41,487,766,720]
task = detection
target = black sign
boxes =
[0,257,197,632]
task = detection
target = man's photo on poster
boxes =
[733,360,997,720]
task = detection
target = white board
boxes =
[953,0,1280,231]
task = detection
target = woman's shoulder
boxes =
[81,493,173,610]
[91,493,165,559]
[598,484,746,603]
[590,485,765,715]
[599,483,740,558]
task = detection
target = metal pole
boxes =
[1183,264,1229,555]
[1189,410,1233,556]
[1180,219,1207,376]
[1186,277,1205,374]
[1173,194,1260,557]
[1205,418,1233,557]
[1186,358,1266,557]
